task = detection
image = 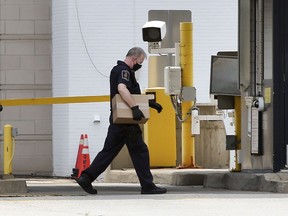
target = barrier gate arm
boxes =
[0,95,110,109]
[0,95,110,177]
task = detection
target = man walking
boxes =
[77,47,167,195]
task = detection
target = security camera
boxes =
[142,21,167,43]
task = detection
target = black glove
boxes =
[131,105,145,121]
[149,100,163,113]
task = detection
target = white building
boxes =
[0,0,237,177]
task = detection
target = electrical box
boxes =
[12,128,18,137]
[164,66,181,95]
[191,109,200,135]
[226,135,237,150]
[182,86,196,101]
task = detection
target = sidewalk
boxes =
[1,168,288,195]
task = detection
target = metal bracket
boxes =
[150,48,176,55]
[191,109,223,135]
[12,128,18,137]
[196,115,223,121]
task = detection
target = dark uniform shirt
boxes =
[109,60,141,111]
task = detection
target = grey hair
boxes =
[126,47,147,59]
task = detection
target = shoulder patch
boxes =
[121,70,130,81]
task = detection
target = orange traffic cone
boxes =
[71,134,84,178]
[80,134,91,174]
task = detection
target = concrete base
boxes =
[1,174,15,180]
[204,172,288,193]
[0,179,28,195]
[108,169,288,193]
[108,169,227,186]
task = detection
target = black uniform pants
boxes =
[83,123,154,190]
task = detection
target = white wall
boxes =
[52,0,237,177]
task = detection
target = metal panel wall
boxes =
[273,0,288,171]
[239,0,252,170]
[261,0,274,170]
[239,0,274,171]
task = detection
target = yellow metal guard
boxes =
[144,88,177,167]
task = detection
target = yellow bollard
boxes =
[180,22,194,167]
[4,124,13,175]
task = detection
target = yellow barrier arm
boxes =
[0,95,110,107]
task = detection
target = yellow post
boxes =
[4,124,13,175]
[180,22,194,167]
[233,96,242,171]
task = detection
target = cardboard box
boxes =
[112,94,150,124]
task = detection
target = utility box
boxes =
[164,66,182,95]
[144,88,176,167]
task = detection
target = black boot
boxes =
[141,185,167,194]
[76,173,97,194]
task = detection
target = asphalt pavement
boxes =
[1,168,288,196]
[1,178,288,216]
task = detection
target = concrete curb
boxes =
[0,179,27,194]
[108,169,227,186]
[109,169,288,193]
[204,172,288,193]
[1,169,288,195]
[171,172,205,186]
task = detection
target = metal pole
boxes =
[4,124,13,175]
[180,22,194,167]
[234,96,242,171]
